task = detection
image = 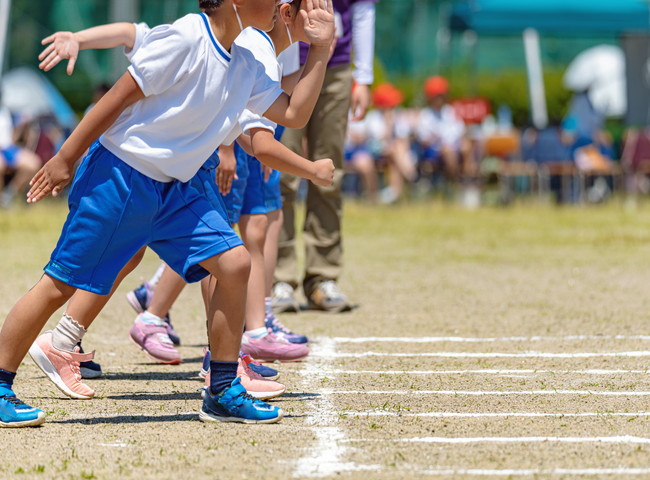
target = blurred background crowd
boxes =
[3,0,650,208]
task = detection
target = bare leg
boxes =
[239,214,268,331]
[351,152,378,201]
[264,209,282,297]
[66,247,146,329]
[146,266,187,319]
[0,275,76,372]
[200,245,251,362]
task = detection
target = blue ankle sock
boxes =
[209,361,238,396]
[0,368,16,388]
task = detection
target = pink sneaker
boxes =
[28,331,95,400]
[237,358,285,400]
[129,314,181,364]
[240,332,309,362]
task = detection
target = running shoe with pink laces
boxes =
[237,358,285,400]
[129,314,181,364]
[240,332,309,362]
[28,331,95,400]
[265,313,309,344]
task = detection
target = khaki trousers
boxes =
[276,65,353,296]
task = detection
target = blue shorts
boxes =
[223,144,266,225]
[45,142,242,295]
[262,125,284,213]
[1,145,20,168]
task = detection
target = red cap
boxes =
[372,83,404,109]
[424,76,449,97]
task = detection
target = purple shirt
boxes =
[300,0,377,68]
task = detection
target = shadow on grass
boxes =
[52,413,197,425]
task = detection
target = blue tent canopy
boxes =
[451,0,650,35]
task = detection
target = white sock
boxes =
[148,264,166,288]
[245,327,268,339]
[140,311,165,326]
[52,314,87,352]
[264,297,272,316]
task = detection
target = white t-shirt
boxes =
[416,104,465,148]
[100,14,283,182]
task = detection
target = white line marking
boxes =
[324,389,650,396]
[416,467,650,476]
[98,443,129,448]
[322,369,650,375]
[345,436,650,445]
[339,411,650,418]
[294,338,381,478]
[316,351,650,358]
[333,335,650,343]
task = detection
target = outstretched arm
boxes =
[249,128,333,187]
[39,23,137,75]
[27,71,144,202]
[263,0,335,128]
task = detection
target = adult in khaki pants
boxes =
[274,0,376,312]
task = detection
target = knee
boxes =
[224,246,251,286]
[42,275,76,303]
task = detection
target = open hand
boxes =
[27,154,73,203]
[216,148,238,195]
[312,158,335,187]
[300,0,335,47]
[39,32,80,75]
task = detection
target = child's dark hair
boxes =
[199,0,224,13]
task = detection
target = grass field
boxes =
[2,199,650,479]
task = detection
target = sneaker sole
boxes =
[0,412,46,428]
[129,335,181,365]
[198,409,284,424]
[271,302,300,314]
[28,344,94,400]
[125,291,146,313]
[307,301,354,313]
[247,354,308,363]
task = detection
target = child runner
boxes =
[28,0,323,401]
[0,0,334,427]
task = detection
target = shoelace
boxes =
[269,316,294,335]
[233,390,260,407]
[1,395,26,407]
[319,281,343,299]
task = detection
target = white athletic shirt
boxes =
[100,14,283,182]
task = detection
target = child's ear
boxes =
[279,4,292,22]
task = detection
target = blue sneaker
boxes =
[0,385,46,428]
[199,347,211,379]
[77,343,102,379]
[125,282,154,313]
[265,313,309,344]
[241,353,280,381]
[199,377,283,424]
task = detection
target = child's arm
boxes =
[27,71,144,203]
[215,143,238,195]
[263,0,335,128]
[249,128,333,187]
[39,23,137,75]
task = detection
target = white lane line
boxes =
[416,467,650,476]
[345,436,650,445]
[323,389,650,396]
[294,338,380,478]
[338,411,650,418]
[334,335,650,343]
[98,443,129,448]
[315,351,650,358]
[322,369,650,375]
